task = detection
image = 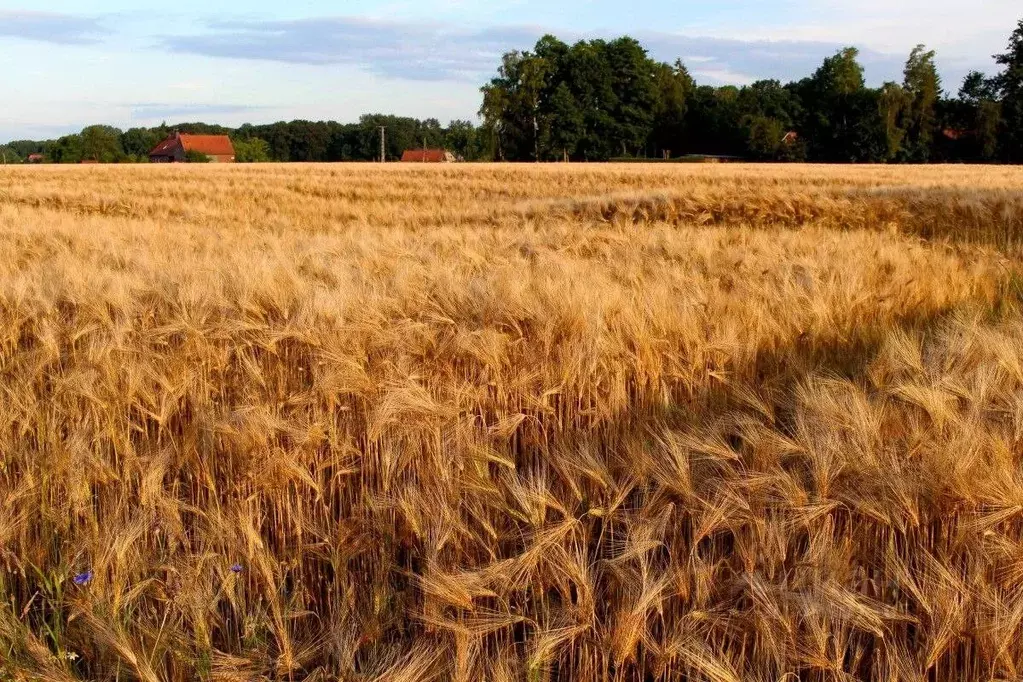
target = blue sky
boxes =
[1,0,1019,142]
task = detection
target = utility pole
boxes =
[379,126,386,163]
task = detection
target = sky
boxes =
[0,1,1019,142]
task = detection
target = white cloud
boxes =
[162,17,543,81]
[695,0,1018,60]
[157,16,917,87]
[0,10,106,44]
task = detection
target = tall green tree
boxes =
[547,82,585,160]
[78,125,125,163]
[817,47,866,95]
[233,137,271,162]
[951,71,1002,161]
[443,120,484,161]
[649,60,694,158]
[797,47,882,161]
[562,39,618,159]
[519,54,554,161]
[0,145,22,164]
[121,128,162,160]
[47,134,84,163]
[481,36,675,161]
[480,51,544,161]
[736,80,801,159]
[605,37,659,157]
[685,85,744,156]
[901,45,941,161]
[994,19,1023,161]
[878,82,910,160]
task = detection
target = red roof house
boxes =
[149,133,236,163]
[401,149,457,163]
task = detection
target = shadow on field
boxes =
[512,186,1023,254]
[417,297,1002,681]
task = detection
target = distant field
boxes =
[2,163,1023,681]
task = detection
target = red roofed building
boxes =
[149,133,236,163]
[401,149,457,163]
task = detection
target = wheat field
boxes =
[2,163,1023,681]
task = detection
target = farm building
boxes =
[149,133,236,163]
[26,154,44,163]
[401,149,457,163]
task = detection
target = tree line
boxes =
[0,115,488,164]
[2,17,1021,164]
[481,19,1023,162]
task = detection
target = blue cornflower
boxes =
[230,563,243,574]
[72,570,93,586]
